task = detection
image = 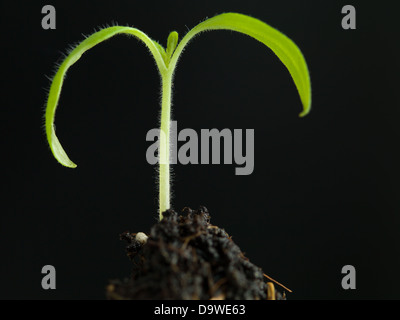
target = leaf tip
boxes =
[298,102,311,118]
[67,162,78,169]
[50,131,78,168]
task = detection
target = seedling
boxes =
[44,13,311,220]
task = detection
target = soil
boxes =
[106,206,286,300]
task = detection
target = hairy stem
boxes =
[159,73,173,219]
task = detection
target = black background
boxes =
[1,0,399,300]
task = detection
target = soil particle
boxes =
[107,206,285,300]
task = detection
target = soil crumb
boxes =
[107,206,285,300]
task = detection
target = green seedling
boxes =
[44,13,312,220]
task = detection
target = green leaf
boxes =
[169,12,311,117]
[166,31,179,64]
[44,26,166,168]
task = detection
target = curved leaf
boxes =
[45,26,167,168]
[169,12,311,117]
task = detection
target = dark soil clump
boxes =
[107,206,285,300]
